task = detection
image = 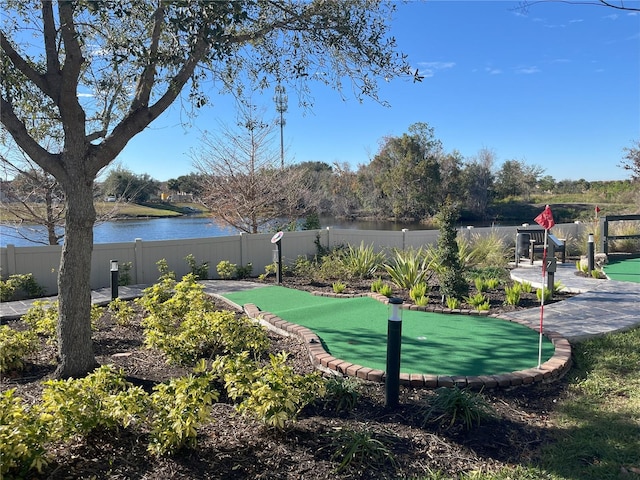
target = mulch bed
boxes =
[1,276,575,479]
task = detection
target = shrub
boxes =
[117,261,133,286]
[186,254,209,280]
[108,298,137,326]
[40,365,148,441]
[148,363,219,455]
[215,352,325,430]
[145,305,268,365]
[22,300,58,341]
[0,326,38,373]
[519,281,533,293]
[138,273,211,322]
[317,250,350,281]
[435,202,468,300]
[465,230,510,268]
[217,260,236,280]
[423,386,492,430]
[0,389,49,476]
[0,273,45,301]
[235,262,253,279]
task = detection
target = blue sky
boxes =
[115,1,640,183]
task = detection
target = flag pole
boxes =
[538,227,549,368]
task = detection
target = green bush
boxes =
[215,351,325,430]
[0,389,49,476]
[186,254,209,280]
[40,365,149,442]
[0,273,45,301]
[235,262,253,279]
[0,326,38,374]
[145,305,268,365]
[108,298,137,326]
[22,300,58,341]
[117,261,133,286]
[316,250,350,281]
[216,260,236,279]
[148,362,219,455]
[474,277,489,292]
[137,273,212,322]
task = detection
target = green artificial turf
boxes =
[604,256,640,283]
[223,286,555,376]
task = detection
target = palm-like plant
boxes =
[384,247,433,290]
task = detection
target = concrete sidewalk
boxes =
[2,264,639,343]
[0,280,267,322]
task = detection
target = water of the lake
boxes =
[0,216,427,247]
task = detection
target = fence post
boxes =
[6,244,17,276]
[599,216,607,254]
[134,238,143,284]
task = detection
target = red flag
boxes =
[534,205,555,230]
[595,205,601,213]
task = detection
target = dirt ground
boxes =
[1,277,576,479]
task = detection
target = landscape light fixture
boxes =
[385,297,404,409]
[110,259,119,300]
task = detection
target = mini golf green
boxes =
[223,286,554,377]
[604,256,640,283]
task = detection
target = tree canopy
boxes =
[1,0,415,378]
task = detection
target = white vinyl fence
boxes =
[1,223,585,296]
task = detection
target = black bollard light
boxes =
[110,259,119,300]
[385,297,404,409]
[587,233,595,273]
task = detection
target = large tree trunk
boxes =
[55,176,97,378]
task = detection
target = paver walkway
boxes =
[506,261,640,342]
[2,263,639,344]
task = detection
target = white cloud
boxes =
[569,19,584,24]
[516,66,540,74]
[485,67,502,75]
[416,61,455,78]
[603,14,619,20]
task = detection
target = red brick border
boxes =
[229,293,572,390]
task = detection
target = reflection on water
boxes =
[0,216,428,247]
